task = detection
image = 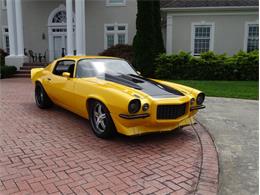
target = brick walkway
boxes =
[0,78,219,195]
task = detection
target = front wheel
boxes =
[89,100,116,138]
[35,83,53,109]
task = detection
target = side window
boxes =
[53,60,75,77]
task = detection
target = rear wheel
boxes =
[35,83,53,109]
[89,100,115,138]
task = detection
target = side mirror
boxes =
[137,71,141,75]
[62,72,70,78]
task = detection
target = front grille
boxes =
[157,103,187,120]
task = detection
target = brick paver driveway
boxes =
[0,78,218,195]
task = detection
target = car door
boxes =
[45,60,77,110]
[72,60,99,118]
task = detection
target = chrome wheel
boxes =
[93,103,107,133]
[89,100,116,138]
[35,86,44,106]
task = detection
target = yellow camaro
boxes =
[31,56,205,138]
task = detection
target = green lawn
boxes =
[170,80,259,100]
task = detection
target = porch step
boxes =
[20,66,43,70]
[12,73,30,78]
[12,62,47,78]
[23,62,47,67]
[17,70,31,74]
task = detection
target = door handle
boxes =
[47,78,51,81]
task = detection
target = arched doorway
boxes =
[48,4,75,61]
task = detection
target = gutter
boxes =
[161,6,259,12]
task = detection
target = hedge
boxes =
[0,66,17,79]
[155,50,259,81]
[99,44,134,65]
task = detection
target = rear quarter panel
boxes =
[31,68,44,83]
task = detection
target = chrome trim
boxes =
[190,105,206,111]
[119,113,150,119]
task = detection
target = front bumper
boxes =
[112,103,205,136]
[112,113,195,136]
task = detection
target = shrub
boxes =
[99,44,134,65]
[0,49,8,66]
[0,66,17,79]
[155,50,259,81]
[133,0,165,77]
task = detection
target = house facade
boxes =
[0,0,137,68]
[0,0,259,69]
[161,0,259,56]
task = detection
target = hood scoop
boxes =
[103,74,142,90]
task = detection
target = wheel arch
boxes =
[35,80,42,85]
[86,96,110,114]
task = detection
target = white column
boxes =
[6,0,16,56]
[82,0,86,54]
[15,0,25,56]
[75,0,85,55]
[166,14,173,54]
[66,0,74,56]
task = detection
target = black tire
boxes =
[35,83,53,109]
[89,100,116,138]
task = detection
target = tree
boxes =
[133,0,165,77]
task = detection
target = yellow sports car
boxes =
[31,56,205,138]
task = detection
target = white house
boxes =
[161,0,259,56]
[0,0,137,68]
[0,0,259,69]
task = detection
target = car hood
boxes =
[83,74,185,99]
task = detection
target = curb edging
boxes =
[193,120,219,195]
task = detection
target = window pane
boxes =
[109,0,124,4]
[194,25,211,54]
[195,26,210,38]
[194,39,210,54]
[249,25,258,37]
[247,39,259,52]
[118,26,126,31]
[52,11,66,23]
[247,24,259,52]
[107,34,114,48]
[106,26,114,31]
[118,34,125,44]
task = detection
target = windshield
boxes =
[76,59,137,78]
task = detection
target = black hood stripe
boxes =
[103,74,184,98]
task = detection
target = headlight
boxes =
[128,99,141,114]
[190,98,195,105]
[142,103,149,111]
[196,93,205,105]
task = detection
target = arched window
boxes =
[52,11,66,24]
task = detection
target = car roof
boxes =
[59,56,121,60]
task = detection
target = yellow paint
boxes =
[31,56,203,136]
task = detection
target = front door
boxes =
[53,35,67,59]
[45,60,76,109]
